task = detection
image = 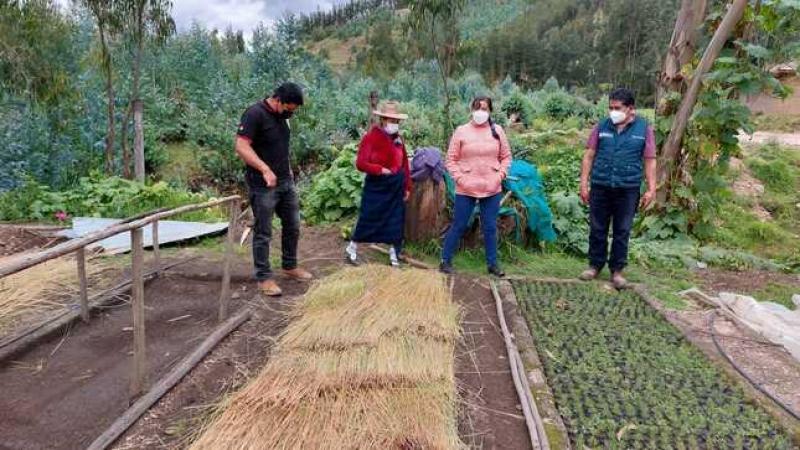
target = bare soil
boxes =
[697,267,800,296]
[0,225,64,258]
[455,276,534,450]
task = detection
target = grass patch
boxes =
[514,281,794,449]
[159,142,204,188]
[752,114,800,133]
[751,282,799,310]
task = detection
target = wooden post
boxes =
[152,220,160,276]
[76,247,89,323]
[130,228,146,399]
[218,199,239,322]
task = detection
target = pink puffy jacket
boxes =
[446,122,513,198]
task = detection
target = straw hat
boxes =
[373,101,408,120]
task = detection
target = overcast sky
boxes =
[59,0,346,38]
[170,0,345,37]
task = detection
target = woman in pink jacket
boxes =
[440,96,512,276]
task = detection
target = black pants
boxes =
[588,184,640,273]
[250,181,300,281]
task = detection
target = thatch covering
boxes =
[190,265,464,450]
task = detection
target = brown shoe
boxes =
[579,267,599,281]
[611,272,629,290]
[257,279,282,297]
[282,267,313,281]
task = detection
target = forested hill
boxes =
[298,0,680,103]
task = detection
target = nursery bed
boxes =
[513,280,795,449]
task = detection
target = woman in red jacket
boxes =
[345,101,412,266]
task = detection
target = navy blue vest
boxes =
[591,116,648,188]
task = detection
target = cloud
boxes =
[171,0,344,38]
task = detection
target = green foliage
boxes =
[516,281,792,449]
[301,143,364,224]
[548,192,588,255]
[0,174,222,222]
[500,90,534,125]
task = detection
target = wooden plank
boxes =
[87,308,252,450]
[0,196,240,279]
[152,220,160,275]
[76,247,89,322]
[218,199,239,321]
[130,228,146,399]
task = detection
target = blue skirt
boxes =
[351,171,406,246]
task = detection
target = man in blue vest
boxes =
[578,88,657,289]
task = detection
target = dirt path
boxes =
[455,276,533,450]
[739,131,800,148]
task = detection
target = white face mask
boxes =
[609,110,627,125]
[384,123,400,135]
[472,110,490,125]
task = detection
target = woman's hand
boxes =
[380,167,392,175]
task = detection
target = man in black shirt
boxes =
[235,82,313,297]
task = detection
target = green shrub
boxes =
[549,192,588,255]
[301,143,364,224]
[0,174,222,222]
[500,90,535,126]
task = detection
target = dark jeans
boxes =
[588,184,640,273]
[441,193,501,268]
[250,181,300,281]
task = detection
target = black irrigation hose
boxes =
[708,310,800,421]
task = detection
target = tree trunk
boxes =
[99,22,116,176]
[120,102,133,179]
[656,0,708,116]
[657,0,748,203]
[368,91,379,126]
[404,178,446,243]
[132,9,145,182]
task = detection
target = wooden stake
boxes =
[152,220,160,276]
[218,199,239,322]
[130,228,146,399]
[76,247,89,323]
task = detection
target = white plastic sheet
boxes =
[57,217,229,254]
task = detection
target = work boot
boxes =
[579,267,599,281]
[488,265,506,278]
[611,271,629,290]
[257,279,282,297]
[282,267,314,281]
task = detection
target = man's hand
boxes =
[640,189,656,209]
[262,169,277,187]
[381,167,392,175]
[580,183,590,205]
[404,190,410,202]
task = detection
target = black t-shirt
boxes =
[237,100,291,189]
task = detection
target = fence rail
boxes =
[0,195,242,398]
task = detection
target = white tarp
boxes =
[683,287,800,363]
[57,217,229,254]
[716,292,800,362]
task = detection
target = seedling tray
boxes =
[513,281,793,450]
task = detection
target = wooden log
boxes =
[404,178,446,242]
[130,228,146,399]
[218,199,239,322]
[87,308,252,450]
[0,195,239,279]
[152,220,160,276]
[77,247,89,323]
